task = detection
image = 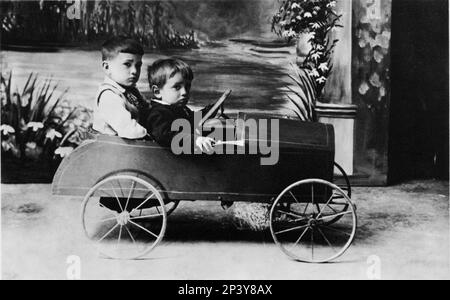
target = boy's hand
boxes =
[195,136,215,153]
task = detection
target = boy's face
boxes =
[154,72,191,106]
[103,53,143,87]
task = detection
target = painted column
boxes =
[318,0,356,176]
[322,0,352,105]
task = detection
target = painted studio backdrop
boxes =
[1,0,448,185]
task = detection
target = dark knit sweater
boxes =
[144,101,210,147]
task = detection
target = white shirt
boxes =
[92,77,147,139]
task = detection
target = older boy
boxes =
[93,36,149,213]
[146,58,215,152]
[92,36,148,139]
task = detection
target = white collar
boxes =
[152,99,171,106]
[103,76,126,93]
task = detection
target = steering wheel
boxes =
[198,89,232,127]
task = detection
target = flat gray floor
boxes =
[1,180,449,280]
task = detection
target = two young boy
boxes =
[93,36,215,153]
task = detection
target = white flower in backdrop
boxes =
[1,124,15,135]
[27,122,44,132]
[54,147,74,158]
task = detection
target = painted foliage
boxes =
[352,0,392,183]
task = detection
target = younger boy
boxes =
[92,36,148,139]
[146,58,215,153]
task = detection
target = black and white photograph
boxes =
[0,0,449,281]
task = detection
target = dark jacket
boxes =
[145,101,208,147]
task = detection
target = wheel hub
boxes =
[308,218,317,227]
[116,211,130,226]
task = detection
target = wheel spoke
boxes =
[289,191,300,203]
[117,225,123,245]
[317,227,337,253]
[278,209,307,220]
[132,193,155,212]
[316,211,352,222]
[124,180,136,212]
[293,226,309,248]
[326,204,338,214]
[311,227,314,260]
[130,213,163,221]
[311,184,314,206]
[124,225,136,244]
[302,203,309,215]
[97,223,119,243]
[110,183,124,212]
[316,192,345,219]
[315,203,321,214]
[274,224,309,235]
[116,179,125,198]
[95,215,118,224]
[129,220,159,239]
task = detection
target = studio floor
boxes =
[1,180,449,280]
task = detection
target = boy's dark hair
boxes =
[147,58,194,89]
[101,36,144,61]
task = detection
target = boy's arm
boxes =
[146,108,190,147]
[147,109,215,153]
[98,91,147,139]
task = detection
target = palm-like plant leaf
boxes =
[43,87,69,125]
[285,84,311,118]
[285,93,308,121]
[285,63,319,122]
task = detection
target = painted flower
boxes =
[378,86,386,101]
[303,12,312,18]
[316,76,327,84]
[282,28,297,38]
[25,142,43,160]
[311,22,321,30]
[27,122,44,132]
[359,82,370,95]
[310,69,320,78]
[359,39,368,48]
[318,63,329,72]
[2,140,12,151]
[45,129,63,141]
[291,3,300,10]
[382,30,391,40]
[1,124,15,135]
[376,34,390,49]
[26,142,37,149]
[369,73,382,88]
[55,147,74,158]
[311,52,321,61]
[373,48,384,63]
[327,1,336,8]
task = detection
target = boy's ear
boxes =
[152,85,162,99]
[102,61,109,73]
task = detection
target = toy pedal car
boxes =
[52,96,356,263]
